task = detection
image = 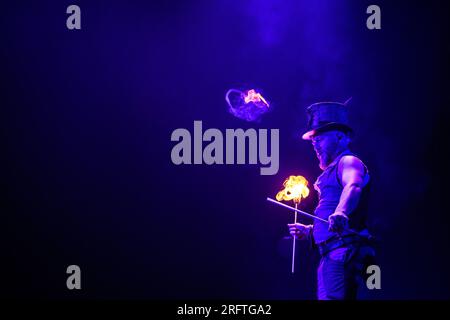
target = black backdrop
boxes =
[2,0,450,299]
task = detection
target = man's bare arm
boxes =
[335,155,367,215]
[328,155,368,233]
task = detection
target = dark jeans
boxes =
[317,244,376,300]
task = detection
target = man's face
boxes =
[310,131,342,170]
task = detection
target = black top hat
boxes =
[301,101,353,140]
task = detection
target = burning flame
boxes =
[243,89,269,107]
[276,175,310,204]
[225,88,270,122]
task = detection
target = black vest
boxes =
[312,150,371,243]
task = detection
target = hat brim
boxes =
[301,123,353,140]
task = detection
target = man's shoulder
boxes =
[339,154,366,169]
[338,153,369,176]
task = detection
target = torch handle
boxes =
[267,197,328,223]
[267,197,363,237]
[291,203,298,274]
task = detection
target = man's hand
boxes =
[288,223,312,240]
[328,211,349,234]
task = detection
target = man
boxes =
[288,101,375,300]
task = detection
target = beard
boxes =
[318,155,330,170]
[316,151,334,170]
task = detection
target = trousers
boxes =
[317,243,376,300]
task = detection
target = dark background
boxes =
[1,0,449,299]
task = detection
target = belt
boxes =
[317,234,366,256]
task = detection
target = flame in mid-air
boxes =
[243,89,269,107]
[225,88,270,122]
[276,175,310,204]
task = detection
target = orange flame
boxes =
[275,175,310,204]
[243,89,269,107]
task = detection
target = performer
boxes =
[288,101,376,300]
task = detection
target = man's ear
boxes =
[336,131,345,140]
